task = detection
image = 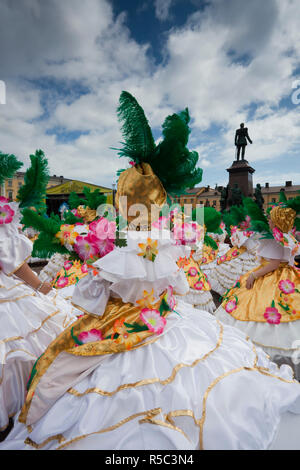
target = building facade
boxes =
[1,172,71,201]
[174,181,299,213]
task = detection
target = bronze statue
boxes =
[235,123,253,161]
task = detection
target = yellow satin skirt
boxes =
[177,255,211,291]
[221,261,300,323]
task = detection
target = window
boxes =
[272,198,276,203]
[18,182,22,187]
[213,200,216,206]
[8,179,12,187]
[8,191,13,200]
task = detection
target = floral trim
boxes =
[0,204,15,225]
[264,301,282,324]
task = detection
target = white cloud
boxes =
[154,0,174,21]
[0,0,300,189]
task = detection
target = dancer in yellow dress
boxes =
[215,197,300,377]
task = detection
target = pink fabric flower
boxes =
[201,257,207,264]
[89,218,116,240]
[165,285,176,310]
[231,249,238,257]
[64,261,73,271]
[279,279,295,295]
[273,227,284,242]
[188,267,198,277]
[0,196,9,203]
[96,238,115,257]
[152,216,169,230]
[56,276,69,288]
[264,307,281,325]
[194,281,204,291]
[140,308,166,334]
[225,299,237,313]
[78,329,103,344]
[81,263,88,274]
[74,233,99,261]
[71,209,80,217]
[173,222,202,245]
[0,204,15,225]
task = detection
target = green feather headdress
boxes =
[17,150,49,212]
[115,91,203,197]
[192,206,222,250]
[0,151,23,186]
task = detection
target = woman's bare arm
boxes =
[246,259,281,289]
[14,263,52,294]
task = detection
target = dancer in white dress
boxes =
[0,151,79,432]
[207,202,261,296]
[2,92,300,451]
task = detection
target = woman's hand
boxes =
[246,273,256,290]
[38,281,52,295]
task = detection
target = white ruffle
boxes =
[175,289,216,313]
[215,305,300,379]
[83,230,191,307]
[2,303,300,450]
[0,271,79,429]
[39,253,68,283]
[205,251,260,296]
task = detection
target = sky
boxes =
[0,0,300,190]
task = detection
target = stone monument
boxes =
[226,123,255,205]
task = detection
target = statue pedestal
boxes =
[226,160,255,198]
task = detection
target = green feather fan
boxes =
[21,208,61,235]
[17,150,49,212]
[151,109,203,195]
[31,232,69,259]
[115,92,203,197]
[287,195,300,215]
[243,197,271,236]
[0,152,23,185]
[68,187,106,211]
[279,190,288,203]
[192,206,222,234]
[203,234,218,250]
[115,91,156,163]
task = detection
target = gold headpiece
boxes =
[270,206,296,233]
[77,206,97,223]
[116,163,167,229]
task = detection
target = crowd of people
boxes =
[0,92,300,450]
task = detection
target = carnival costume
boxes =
[3,93,300,451]
[207,204,260,296]
[215,197,300,378]
[0,151,80,431]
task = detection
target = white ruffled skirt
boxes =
[206,250,260,296]
[0,271,79,429]
[2,301,300,450]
